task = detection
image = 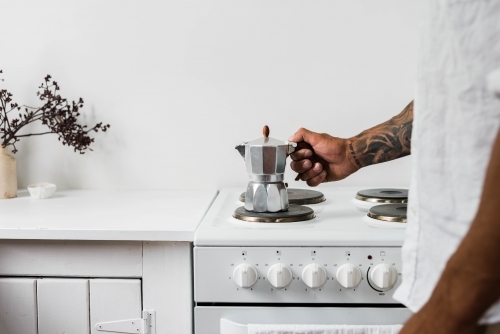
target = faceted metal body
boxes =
[236,137,296,213]
[244,182,289,212]
[244,141,288,175]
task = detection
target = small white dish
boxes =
[27,183,57,199]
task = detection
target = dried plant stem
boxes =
[0,72,110,154]
[16,132,55,138]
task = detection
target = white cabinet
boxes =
[0,189,215,334]
[0,240,192,334]
[0,278,142,334]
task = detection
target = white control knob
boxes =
[301,263,327,289]
[369,263,397,291]
[267,263,293,289]
[336,263,362,289]
[233,263,258,288]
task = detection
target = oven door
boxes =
[195,306,413,334]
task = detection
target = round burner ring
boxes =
[233,204,315,223]
[355,188,408,204]
[239,188,325,205]
[367,204,407,223]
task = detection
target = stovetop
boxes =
[194,187,407,247]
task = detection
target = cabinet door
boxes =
[0,278,37,334]
[0,278,142,334]
[37,278,90,334]
[90,279,142,334]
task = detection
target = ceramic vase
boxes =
[0,146,17,199]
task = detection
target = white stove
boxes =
[193,187,412,333]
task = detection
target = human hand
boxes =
[288,128,359,187]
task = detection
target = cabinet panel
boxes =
[90,279,142,334]
[0,278,37,334]
[38,279,90,334]
[143,241,192,334]
[0,240,142,277]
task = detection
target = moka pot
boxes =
[235,126,296,213]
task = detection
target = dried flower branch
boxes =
[0,70,110,154]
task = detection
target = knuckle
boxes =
[298,127,310,135]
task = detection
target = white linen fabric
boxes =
[487,68,500,98]
[247,324,402,334]
[392,0,500,324]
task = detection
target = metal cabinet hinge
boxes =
[96,309,156,334]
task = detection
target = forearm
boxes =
[347,101,413,169]
[423,128,500,327]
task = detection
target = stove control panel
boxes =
[194,247,403,304]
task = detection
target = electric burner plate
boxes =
[239,188,325,205]
[355,188,408,204]
[233,204,315,223]
[367,204,407,223]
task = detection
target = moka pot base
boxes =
[240,188,325,205]
[233,204,315,223]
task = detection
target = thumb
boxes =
[288,127,321,146]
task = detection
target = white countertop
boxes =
[0,189,217,241]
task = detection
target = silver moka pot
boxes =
[235,126,296,212]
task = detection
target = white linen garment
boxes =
[392,0,500,324]
[247,324,402,334]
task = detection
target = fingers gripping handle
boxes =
[294,142,320,181]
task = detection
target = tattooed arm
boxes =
[289,101,413,187]
[348,101,413,168]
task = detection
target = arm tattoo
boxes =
[349,101,413,168]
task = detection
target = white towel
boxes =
[247,324,403,334]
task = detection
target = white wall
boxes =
[1,0,419,190]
